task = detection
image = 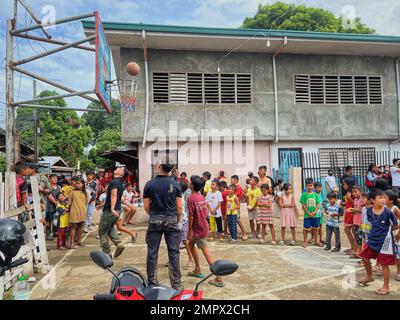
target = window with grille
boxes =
[319,147,376,177]
[295,75,382,105]
[153,72,252,104]
[153,73,169,103]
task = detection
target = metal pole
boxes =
[13,90,95,106]
[12,66,100,104]
[33,80,39,162]
[6,19,15,172]
[13,35,96,66]
[11,12,96,35]
[16,33,95,52]
[17,104,107,113]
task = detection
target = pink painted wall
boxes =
[138,141,272,189]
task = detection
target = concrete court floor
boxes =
[29,208,400,300]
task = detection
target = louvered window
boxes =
[170,73,187,103]
[220,74,236,103]
[204,73,219,104]
[340,76,354,104]
[188,73,203,103]
[152,72,169,103]
[236,74,252,103]
[153,72,252,104]
[295,75,382,105]
[368,76,383,104]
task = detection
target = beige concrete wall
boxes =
[138,141,272,189]
[289,167,303,218]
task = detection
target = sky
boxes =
[1,0,400,128]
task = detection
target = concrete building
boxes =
[83,22,400,188]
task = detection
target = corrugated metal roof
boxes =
[82,20,400,43]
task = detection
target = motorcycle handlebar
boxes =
[94,293,116,300]
[9,258,29,269]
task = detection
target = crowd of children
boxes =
[35,171,142,250]
[176,166,400,294]
[299,176,400,296]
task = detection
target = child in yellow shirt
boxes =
[226,184,240,242]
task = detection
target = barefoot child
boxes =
[300,178,322,248]
[257,184,276,245]
[246,176,261,239]
[226,184,239,242]
[342,177,357,256]
[187,176,224,287]
[56,193,69,250]
[205,179,223,241]
[346,185,364,258]
[219,181,229,237]
[67,178,88,249]
[385,190,400,281]
[359,189,399,295]
[278,183,296,246]
[179,181,194,270]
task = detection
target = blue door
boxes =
[278,148,302,183]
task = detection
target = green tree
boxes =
[16,90,93,167]
[242,2,374,34]
[91,128,124,168]
[81,100,121,142]
[0,155,5,172]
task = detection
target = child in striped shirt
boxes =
[257,184,276,245]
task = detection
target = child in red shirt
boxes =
[187,175,224,287]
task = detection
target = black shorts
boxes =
[353,225,363,246]
[45,211,54,222]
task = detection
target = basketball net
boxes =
[118,79,137,112]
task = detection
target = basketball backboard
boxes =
[95,12,112,113]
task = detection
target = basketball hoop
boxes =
[118,79,137,112]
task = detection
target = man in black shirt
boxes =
[143,162,183,290]
[98,165,130,258]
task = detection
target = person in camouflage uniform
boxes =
[98,166,130,258]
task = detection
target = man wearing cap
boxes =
[143,161,183,290]
[98,165,130,259]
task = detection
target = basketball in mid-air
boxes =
[127,62,140,76]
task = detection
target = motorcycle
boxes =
[90,251,238,300]
[0,219,33,278]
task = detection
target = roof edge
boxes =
[82,20,400,43]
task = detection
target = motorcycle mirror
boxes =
[210,260,238,276]
[90,251,113,269]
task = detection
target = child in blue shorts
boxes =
[300,178,322,248]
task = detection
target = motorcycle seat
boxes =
[140,285,182,300]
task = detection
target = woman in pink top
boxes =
[278,184,297,246]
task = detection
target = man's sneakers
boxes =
[114,243,125,258]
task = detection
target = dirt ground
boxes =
[28,207,400,300]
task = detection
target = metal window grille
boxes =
[295,74,383,105]
[153,72,252,104]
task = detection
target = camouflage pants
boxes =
[98,210,121,254]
